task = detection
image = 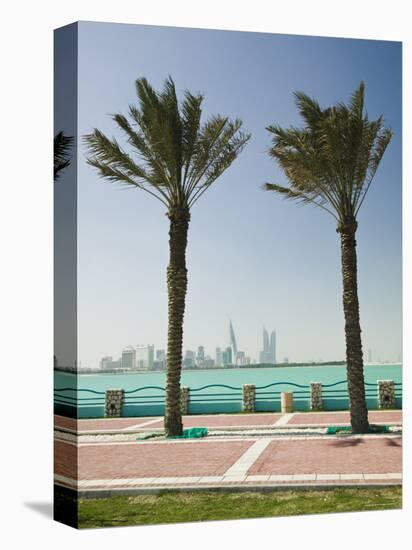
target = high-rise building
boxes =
[236,351,247,365]
[263,328,269,354]
[152,360,165,371]
[259,328,276,364]
[148,345,154,369]
[121,346,136,369]
[197,346,205,367]
[184,350,196,369]
[100,356,112,369]
[135,344,154,370]
[156,349,166,362]
[270,330,276,364]
[204,356,215,369]
[215,347,223,367]
[100,356,121,370]
[222,346,232,366]
[153,349,166,370]
[229,320,238,360]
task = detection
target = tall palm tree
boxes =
[265,82,392,432]
[84,77,250,436]
[54,131,74,182]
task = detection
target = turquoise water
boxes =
[54,363,402,418]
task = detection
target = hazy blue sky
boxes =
[74,21,402,368]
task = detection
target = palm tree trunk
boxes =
[164,207,190,436]
[338,218,369,433]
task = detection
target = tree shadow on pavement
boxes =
[385,438,401,447]
[329,437,365,448]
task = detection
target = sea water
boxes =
[54,363,402,418]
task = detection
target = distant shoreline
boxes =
[54,361,402,375]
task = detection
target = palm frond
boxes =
[83,128,170,205]
[265,182,338,218]
[187,117,250,201]
[265,82,392,225]
[54,131,74,181]
[84,76,249,212]
[181,90,203,180]
[293,91,323,131]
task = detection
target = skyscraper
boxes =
[229,320,238,360]
[156,349,166,362]
[222,346,232,366]
[197,346,205,367]
[263,328,269,354]
[184,350,196,369]
[259,328,276,364]
[215,347,223,367]
[148,344,154,369]
[121,346,136,369]
[270,330,276,364]
[135,344,154,370]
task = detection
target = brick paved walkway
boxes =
[54,410,402,494]
[288,411,402,426]
[54,410,402,434]
[248,437,401,475]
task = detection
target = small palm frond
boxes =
[54,131,74,181]
[186,117,250,206]
[349,80,365,118]
[293,91,324,131]
[265,182,304,200]
[84,128,170,205]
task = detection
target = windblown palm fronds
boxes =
[265,82,392,433]
[265,82,392,227]
[84,77,250,210]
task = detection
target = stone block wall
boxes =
[378,380,395,409]
[105,389,124,417]
[180,386,190,415]
[242,384,255,412]
[310,382,323,410]
[281,391,293,413]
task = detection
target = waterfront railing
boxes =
[54,379,402,418]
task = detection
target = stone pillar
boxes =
[180,386,190,415]
[242,384,255,412]
[310,383,323,410]
[281,391,293,413]
[378,380,395,409]
[105,389,124,417]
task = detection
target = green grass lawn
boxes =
[78,487,401,528]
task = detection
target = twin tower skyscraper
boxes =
[259,327,276,364]
[229,320,276,365]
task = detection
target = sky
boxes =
[66,21,402,368]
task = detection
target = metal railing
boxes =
[54,379,402,417]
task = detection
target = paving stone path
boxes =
[54,410,402,495]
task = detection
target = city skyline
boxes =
[95,319,270,370]
[71,23,402,370]
[83,321,399,371]
[90,343,399,372]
